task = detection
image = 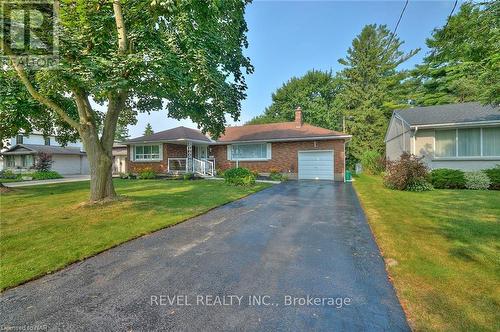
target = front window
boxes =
[435,127,500,158]
[134,145,161,161]
[6,156,15,167]
[435,130,456,157]
[16,135,24,144]
[22,155,34,168]
[483,127,500,156]
[44,137,51,146]
[457,128,480,157]
[230,143,269,160]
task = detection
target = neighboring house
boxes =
[385,102,500,171]
[112,142,128,174]
[0,132,89,175]
[125,108,351,181]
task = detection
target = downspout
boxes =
[412,126,418,155]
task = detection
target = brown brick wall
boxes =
[211,140,346,181]
[126,140,346,180]
[127,143,188,174]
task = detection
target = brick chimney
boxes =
[295,106,303,128]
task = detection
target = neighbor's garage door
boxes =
[298,151,334,180]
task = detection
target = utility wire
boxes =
[382,0,409,57]
[443,0,459,31]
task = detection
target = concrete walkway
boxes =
[0,181,409,331]
[3,174,90,187]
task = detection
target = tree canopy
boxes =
[246,70,344,130]
[0,0,253,201]
[412,1,500,106]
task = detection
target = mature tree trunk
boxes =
[75,91,125,202]
[79,131,115,202]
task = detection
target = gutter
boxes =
[409,120,500,129]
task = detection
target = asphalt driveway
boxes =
[0,181,409,331]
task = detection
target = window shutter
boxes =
[267,143,272,159]
[227,145,232,161]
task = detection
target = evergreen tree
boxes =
[337,24,419,160]
[114,123,130,141]
[413,1,499,106]
[143,123,154,136]
[247,70,344,131]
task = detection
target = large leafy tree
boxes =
[1,0,252,202]
[337,24,419,160]
[247,70,344,130]
[413,1,499,106]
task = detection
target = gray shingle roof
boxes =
[126,126,212,143]
[395,102,500,126]
[1,144,85,155]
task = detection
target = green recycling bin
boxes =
[345,170,352,181]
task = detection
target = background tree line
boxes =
[248,1,499,163]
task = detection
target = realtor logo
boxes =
[1,0,59,68]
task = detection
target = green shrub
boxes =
[429,169,466,189]
[0,170,18,179]
[483,166,500,190]
[384,153,431,191]
[464,171,491,190]
[183,173,195,180]
[138,168,156,179]
[407,179,434,192]
[242,174,256,186]
[269,170,286,181]
[224,167,256,186]
[30,171,62,180]
[360,150,385,175]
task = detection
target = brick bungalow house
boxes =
[125,108,351,181]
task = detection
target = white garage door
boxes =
[51,155,84,175]
[298,151,334,180]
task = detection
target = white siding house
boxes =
[385,102,500,171]
[1,132,89,175]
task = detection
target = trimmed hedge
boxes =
[429,169,466,189]
[484,166,500,190]
[30,171,63,180]
[224,167,256,186]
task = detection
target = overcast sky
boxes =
[128,0,462,138]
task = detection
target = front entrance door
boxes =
[195,145,208,159]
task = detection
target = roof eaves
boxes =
[214,135,352,145]
[409,119,500,128]
[125,138,214,145]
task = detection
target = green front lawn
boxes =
[0,179,271,290]
[354,175,500,332]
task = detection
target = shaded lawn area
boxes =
[354,175,500,332]
[0,179,271,290]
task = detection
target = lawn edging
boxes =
[351,181,413,328]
